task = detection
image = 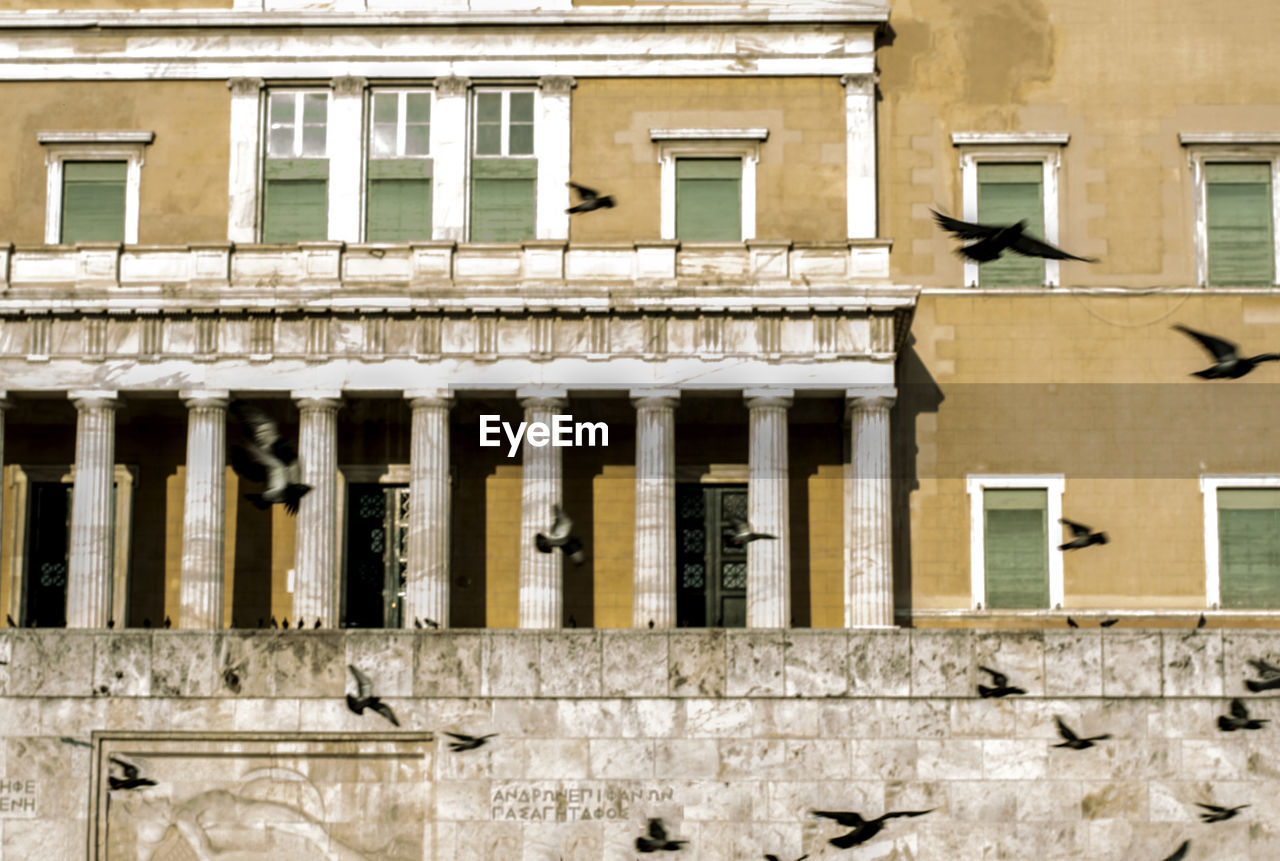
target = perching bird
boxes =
[346,665,400,727]
[282,618,290,629]
[1161,840,1190,861]
[1246,658,1280,692]
[142,618,151,628]
[1217,698,1268,732]
[1059,518,1108,551]
[810,808,934,849]
[1172,325,1280,379]
[725,517,776,546]
[422,618,440,630]
[229,401,312,515]
[445,731,497,753]
[1100,618,1120,627]
[1067,616,1079,628]
[566,181,616,214]
[977,666,1026,698]
[931,209,1097,264]
[1053,716,1111,749]
[106,618,114,629]
[635,818,687,853]
[4,614,13,627]
[1197,802,1248,823]
[163,616,171,629]
[313,618,321,629]
[413,618,422,629]
[108,757,157,791]
[535,504,586,565]
[270,616,278,629]
[1198,613,1207,629]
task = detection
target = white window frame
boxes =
[966,474,1065,611]
[952,132,1068,288]
[1179,134,1280,288]
[1199,473,1280,609]
[38,131,153,245]
[266,89,330,160]
[651,128,768,242]
[368,88,433,160]
[472,88,537,158]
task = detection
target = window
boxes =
[366,89,433,242]
[1200,475,1280,609]
[652,129,766,242]
[675,159,742,242]
[1181,135,1280,287]
[471,89,536,241]
[976,163,1044,286]
[38,131,152,245]
[262,90,329,243]
[966,475,1065,610]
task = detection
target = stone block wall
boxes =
[0,628,1276,859]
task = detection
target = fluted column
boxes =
[66,390,119,628]
[631,389,679,629]
[293,392,342,626]
[178,390,229,629]
[406,390,453,628]
[745,388,793,628]
[518,388,567,628]
[844,387,897,627]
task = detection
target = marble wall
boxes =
[0,628,1275,859]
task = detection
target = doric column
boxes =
[0,392,8,624]
[226,77,265,242]
[744,388,793,628]
[844,386,897,628]
[328,76,367,242]
[178,390,229,629]
[406,389,453,628]
[65,390,119,628]
[841,73,878,239]
[535,75,576,240]
[293,392,342,626]
[631,389,678,629]
[518,387,567,628]
[431,76,471,241]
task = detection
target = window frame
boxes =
[651,129,768,242]
[265,89,330,160]
[364,87,435,242]
[965,474,1065,611]
[38,131,153,245]
[1180,135,1280,288]
[472,88,537,159]
[1199,474,1280,609]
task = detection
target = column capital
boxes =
[538,75,577,96]
[434,75,471,98]
[293,390,344,409]
[517,386,568,410]
[331,75,368,97]
[69,390,120,410]
[179,388,231,408]
[630,388,681,409]
[405,387,454,407]
[227,77,264,97]
[845,385,897,411]
[840,72,877,94]
[744,387,794,409]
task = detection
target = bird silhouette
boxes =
[1198,613,1207,629]
[229,401,312,514]
[1172,325,1280,379]
[4,614,13,627]
[1100,618,1119,627]
[269,615,278,629]
[422,618,440,629]
[932,209,1097,263]
[108,757,157,791]
[1246,658,1280,692]
[535,504,585,565]
[1161,840,1190,861]
[1217,698,1268,732]
[313,618,321,629]
[566,181,616,214]
[163,616,171,629]
[445,731,497,752]
[346,665,400,727]
[977,666,1026,698]
[106,618,114,629]
[221,660,245,695]
[413,618,423,629]
[1059,518,1108,551]
[282,618,290,630]
[810,808,934,849]
[1053,716,1111,749]
[1066,616,1079,628]
[1197,802,1248,823]
[635,818,686,852]
[725,517,776,546]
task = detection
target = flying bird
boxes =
[1247,658,1280,692]
[1197,802,1248,823]
[1172,325,1280,379]
[535,504,586,565]
[725,517,776,546]
[810,808,934,849]
[566,181,616,214]
[977,666,1026,698]
[931,209,1097,264]
[108,757,157,791]
[1161,840,1190,861]
[1100,618,1119,627]
[1059,518,1108,551]
[1053,716,1111,749]
[635,818,687,853]
[1217,698,1268,732]
[229,401,312,515]
[445,731,497,753]
[345,665,400,727]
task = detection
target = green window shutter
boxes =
[1219,488,1280,608]
[1207,163,1274,286]
[61,161,127,243]
[470,159,535,241]
[977,162,1045,287]
[262,159,328,243]
[983,488,1049,609]
[675,158,741,242]
[367,178,432,241]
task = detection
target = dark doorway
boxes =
[343,483,409,628]
[24,482,72,628]
[675,483,748,628]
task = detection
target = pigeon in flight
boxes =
[977,666,1026,698]
[635,818,687,853]
[931,209,1097,264]
[1161,840,1190,861]
[535,505,586,565]
[1197,802,1248,823]
[1217,698,1268,732]
[810,808,934,849]
[1172,325,1280,379]
[1246,658,1280,692]
[229,401,312,515]
[725,517,776,546]
[108,757,157,791]
[345,665,400,727]
[1059,518,1108,551]
[1053,716,1111,749]
[566,181,616,214]
[445,731,497,752]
